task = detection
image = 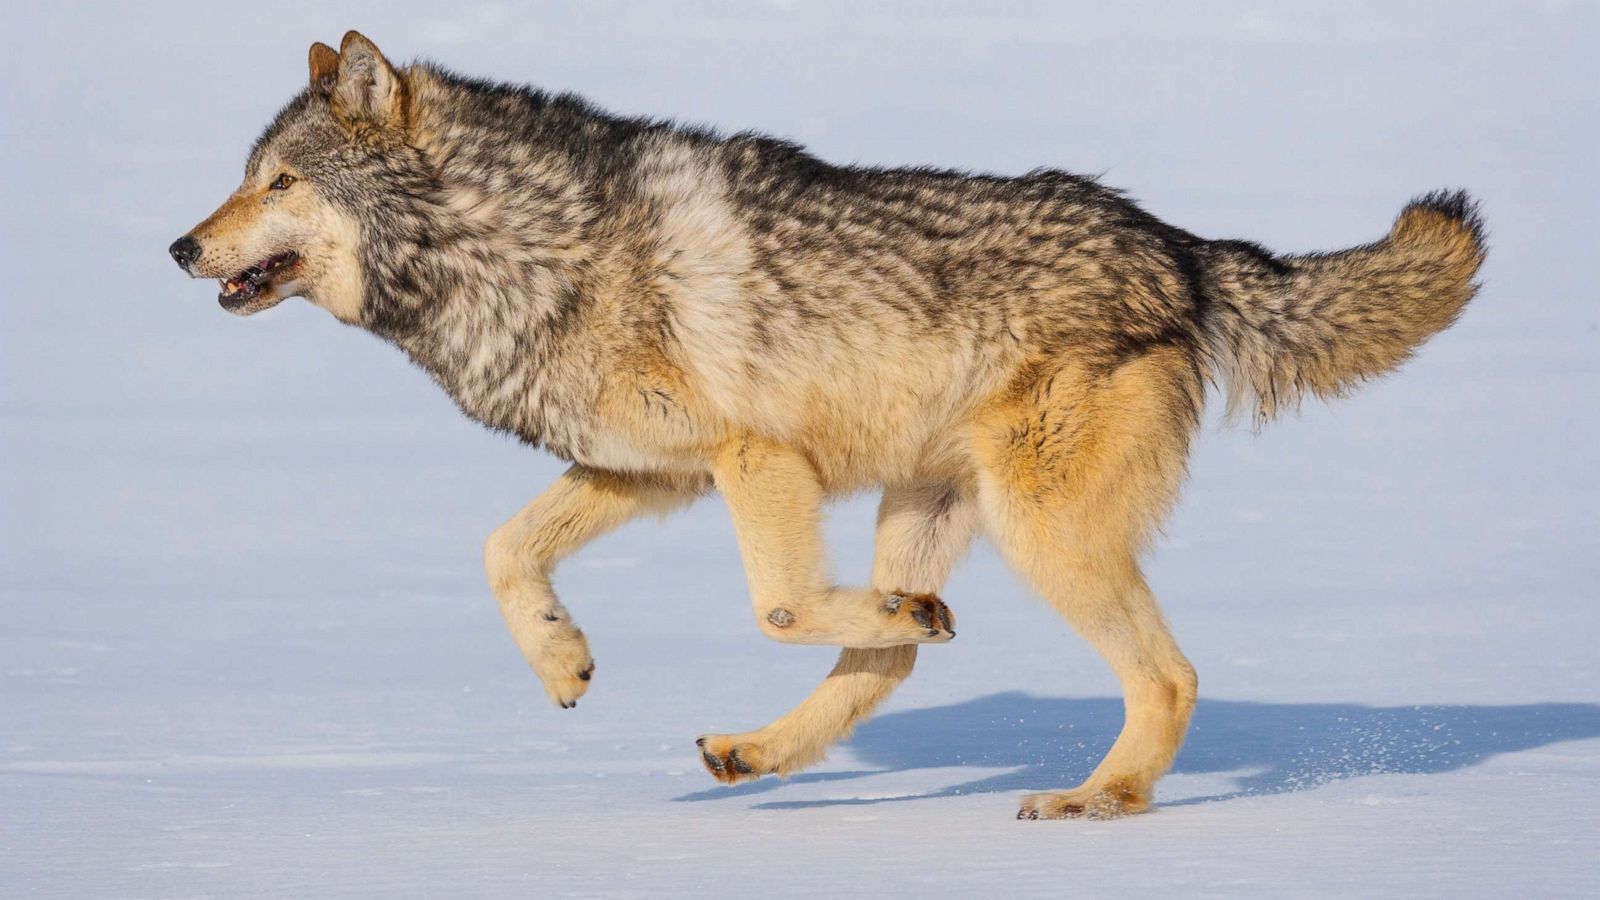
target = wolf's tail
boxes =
[1193,190,1486,423]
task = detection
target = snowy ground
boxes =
[3,2,1598,897]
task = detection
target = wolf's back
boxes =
[1193,191,1486,422]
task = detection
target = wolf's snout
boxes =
[169,235,201,270]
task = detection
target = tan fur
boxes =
[308,42,340,93]
[709,435,957,647]
[699,480,977,781]
[174,34,1486,818]
[976,349,1202,817]
[484,467,704,707]
[182,160,365,321]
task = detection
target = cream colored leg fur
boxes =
[488,349,1205,817]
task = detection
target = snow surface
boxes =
[3,2,1598,897]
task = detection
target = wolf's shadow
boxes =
[673,692,1600,809]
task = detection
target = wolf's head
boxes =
[169,31,419,321]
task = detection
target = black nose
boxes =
[169,235,201,269]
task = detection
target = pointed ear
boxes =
[308,42,340,94]
[330,31,407,135]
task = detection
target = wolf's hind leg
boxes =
[698,480,977,782]
[485,465,701,708]
[711,436,957,648]
[974,350,1201,819]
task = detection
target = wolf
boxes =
[170,31,1485,819]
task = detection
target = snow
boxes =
[3,2,1598,897]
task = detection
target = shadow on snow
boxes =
[673,692,1600,809]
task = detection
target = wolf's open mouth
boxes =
[218,251,299,310]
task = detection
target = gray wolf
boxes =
[169,32,1485,818]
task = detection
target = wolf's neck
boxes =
[358,69,611,455]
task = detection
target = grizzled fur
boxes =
[174,32,1486,819]
[226,46,1484,463]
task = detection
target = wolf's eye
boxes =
[269,173,296,191]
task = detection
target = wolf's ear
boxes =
[308,42,340,94]
[329,31,408,136]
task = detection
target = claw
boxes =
[701,750,727,777]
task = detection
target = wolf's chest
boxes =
[392,324,592,455]
[450,365,598,457]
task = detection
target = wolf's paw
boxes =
[695,734,775,785]
[530,626,595,709]
[882,591,956,643]
[1016,778,1149,820]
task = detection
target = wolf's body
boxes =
[173,33,1485,818]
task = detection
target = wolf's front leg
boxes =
[485,465,701,707]
[698,480,979,782]
[710,436,956,648]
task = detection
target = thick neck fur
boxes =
[358,67,635,458]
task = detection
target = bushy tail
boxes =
[1196,190,1486,423]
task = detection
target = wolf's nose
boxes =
[169,235,201,269]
